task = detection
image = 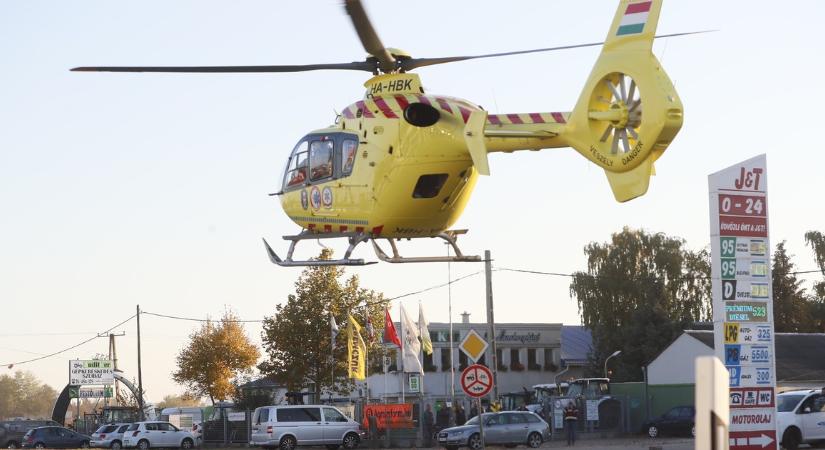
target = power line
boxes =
[141,311,264,323]
[1,314,136,369]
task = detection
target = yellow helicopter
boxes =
[73,0,693,267]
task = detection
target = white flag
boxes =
[418,303,433,356]
[400,304,423,373]
[330,314,340,351]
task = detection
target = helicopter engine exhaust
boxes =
[403,102,440,127]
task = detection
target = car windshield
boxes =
[465,414,494,426]
[778,394,806,412]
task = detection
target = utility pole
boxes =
[484,250,499,400]
[136,304,144,418]
[97,331,126,406]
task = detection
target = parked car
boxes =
[121,422,195,450]
[90,424,131,449]
[437,411,550,450]
[643,405,695,438]
[20,426,91,448]
[1,420,60,449]
[249,405,363,450]
[777,389,825,450]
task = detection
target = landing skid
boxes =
[262,229,481,267]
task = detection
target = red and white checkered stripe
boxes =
[342,96,569,127]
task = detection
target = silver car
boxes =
[90,424,131,449]
[437,412,550,450]
[249,405,363,450]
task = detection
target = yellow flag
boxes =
[347,315,366,380]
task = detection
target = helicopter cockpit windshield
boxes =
[282,133,359,191]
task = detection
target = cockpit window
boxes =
[342,139,357,175]
[309,140,334,181]
[284,141,309,189]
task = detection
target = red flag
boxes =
[383,307,401,347]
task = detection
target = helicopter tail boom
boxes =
[562,0,683,202]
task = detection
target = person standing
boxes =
[423,404,434,446]
[455,404,466,426]
[469,403,478,420]
[563,400,579,446]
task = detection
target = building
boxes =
[363,315,591,407]
[645,330,825,417]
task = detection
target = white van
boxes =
[249,405,362,450]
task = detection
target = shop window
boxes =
[459,351,468,371]
[496,349,506,371]
[510,349,524,371]
[528,348,540,371]
[543,348,558,371]
[440,348,452,371]
[424,352,436,372]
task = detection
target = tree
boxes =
[805,231,825,331]
[772,241,814,332]
[156,394,204,409]
[569,227,711,381]
[806,231,825,299]
[0,371,58,419]
[259,249,388,401]
[172,311,260,405]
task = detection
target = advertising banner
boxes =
[362,403,414,430]
[709,155,778,450]
[69,360,114,385]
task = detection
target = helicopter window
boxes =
[413,174,448,199]
[309,140,334,181]
[284,141,309,189]
[341,139,358,175]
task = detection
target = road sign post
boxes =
[709,155,778,450]
[461,364,494,449]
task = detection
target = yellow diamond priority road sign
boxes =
[459,329,488,362]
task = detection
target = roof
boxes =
[560,326,593,366]
[683,330,825,382]
[239,376,282,390]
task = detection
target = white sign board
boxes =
[585,400,599,421]
[69,359,114,385]
[709,155,778,450]
[695,356,729,450]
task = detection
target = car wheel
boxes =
[468,433,483,450]
[138,439,150,450]
[181,438,194,450]
[111,441,122,450]
[342,432,359,450]
[691,425,696,438]
[81,441,91,449]
[7,441,19,449]
[647,425,659,438]
[279,435,297,450]
[782,428,801,450]
[34,444,45,449]
[528,432,543,448]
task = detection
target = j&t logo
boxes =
[734,167,763,191]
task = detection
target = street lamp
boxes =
[604,350,622,379]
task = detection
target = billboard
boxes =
[69,359,114,385]
[708,155,777,450]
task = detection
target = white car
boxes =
[122,422,195,450]
[777,389,825,450]
[90,423,131,449]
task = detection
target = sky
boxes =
[1,0,824,403]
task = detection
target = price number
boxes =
[720,237,736,257]
[721,258,736,279]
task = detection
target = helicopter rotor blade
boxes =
[70,62,376,73]
[343,0,395,73]
[400,30,714,71]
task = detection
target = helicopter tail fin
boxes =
[562,0,683,202]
